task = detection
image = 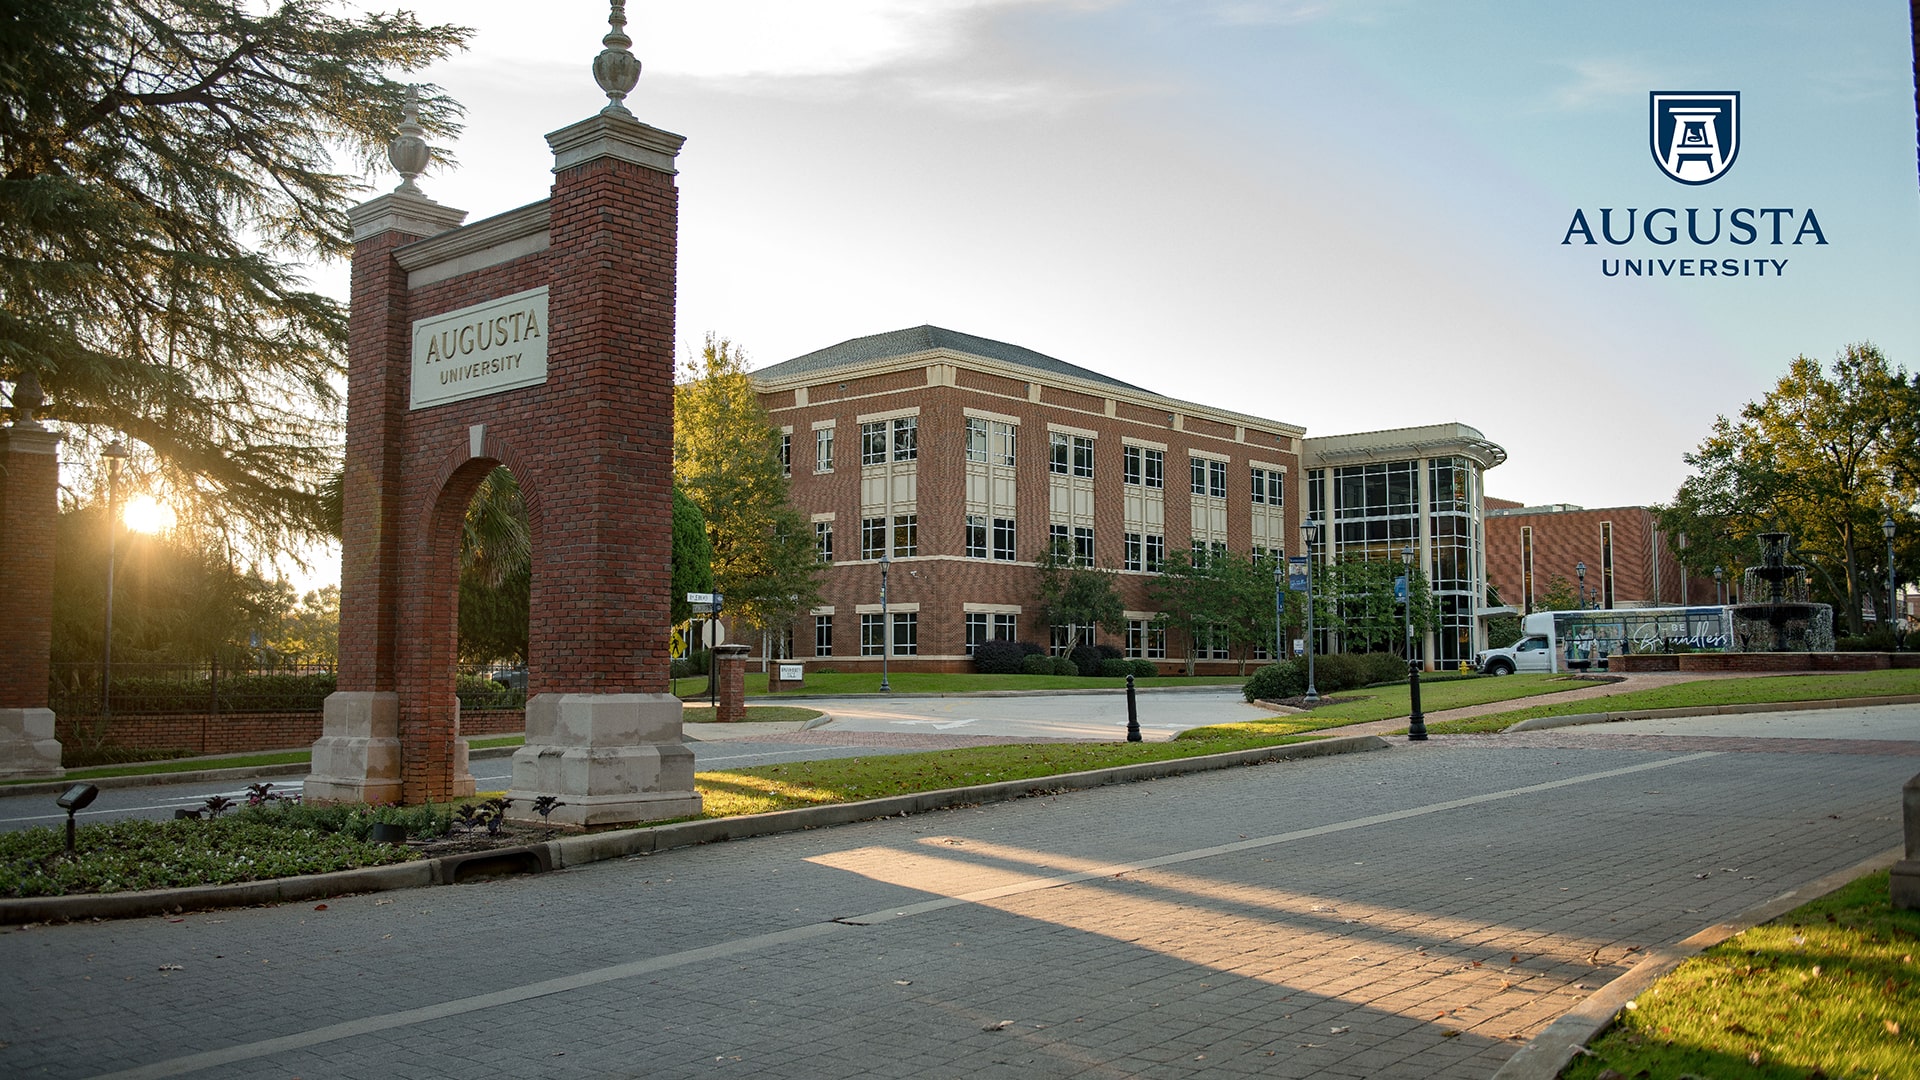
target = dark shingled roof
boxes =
[752,325,1152,394]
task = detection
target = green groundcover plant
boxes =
[1,802,450,898]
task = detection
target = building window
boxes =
[892,416,917,462]
[892,612,918,655]
[815,521,834,564]
[993,518,1016,561]
[861,422,887,466]
[815,614,833,656]
[966,515,988,559]
[861,613,885,656]
[893,514,917,557]
[1050,623,1096,655]
[1050,433,1093,477]
[861,517,886,560]
[967,418,989,463]
[1073,526,1094,567]
[1126,619,1167,659]
[1049,523,1069,557]
[779,433,791,476]
[964,612,1019,656]
[966,418,1016,465]
[815,427,834,473]
[1193,623,1229,660]
[1144,448,1164,488]
[1146,534,1165,572]
[1124,532,1143,572]
[1124,446,1166,488]
[1251,467,1284,506]
[1601,520,1616,609]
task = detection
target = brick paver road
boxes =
[3,706,1914,1079]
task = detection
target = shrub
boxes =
[1069,644,1104,677]
[1051,656,1078,676]
[686,649,711,676]
[669,657,698,679]
[1130,659,1159,679]
[1021,653,1055,675]
[1358,652,1409,685]
[1096,643,1124,661]
[1243,660,1305,702]
[1098,658,1133,678]
[1837,631,1899,652]
[974,639,1036,675]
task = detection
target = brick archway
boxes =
[304,104,701,826]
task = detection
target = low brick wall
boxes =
[1609,652,1914,674]
[54,707,525,757]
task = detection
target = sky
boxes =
[328,0,1920,515]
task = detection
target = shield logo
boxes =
[1649,92,1740,185]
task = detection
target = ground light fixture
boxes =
[1401,546,1427,742]
[1299,518,1321,703]
[57,782,100,854]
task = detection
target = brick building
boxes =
[750,326,1505,671]
[1483,501,1717,613]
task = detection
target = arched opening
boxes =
[456,466,531,721]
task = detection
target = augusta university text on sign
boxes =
[410,287,550,409]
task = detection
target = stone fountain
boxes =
[1731,532,1835,652]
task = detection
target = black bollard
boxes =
[1126,673,1142,742]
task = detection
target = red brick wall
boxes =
[55,708,524,757]
[1485,505,1716,611]
[0,430,60,709]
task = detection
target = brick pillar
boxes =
[306,191,466,807]
[0,421,64,779]
[713,645,750,723]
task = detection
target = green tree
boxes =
[272,585,339,666]
[1531,573,1580,614]
[670,487,714,627]
[1149,547,1236,675]
[0,0,469,552]
[1033,540,1126,652]
[1658,345,1917,634]
[1319,556,1436,656]
[673,334,819,638]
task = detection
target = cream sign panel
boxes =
[410,287,549,410]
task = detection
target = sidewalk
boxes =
[1318,671,1757,738]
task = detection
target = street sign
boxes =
[685,592,721,606]
[700,621,726,647]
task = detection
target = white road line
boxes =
[83,749,1721,1080]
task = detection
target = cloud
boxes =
[1551,57,1659,110]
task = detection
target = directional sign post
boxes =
[687,594,722,708]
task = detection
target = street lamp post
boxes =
[1402,546,1426,741]
[878,552,891,693]
[1714,565,1725,606]
[100,440,130,719]
[1883,515,1898,645]
[1300,519,1321,704]
[1575,561,1587,609]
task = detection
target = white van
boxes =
[1473,606,1735,675]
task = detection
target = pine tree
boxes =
[0,0,469,552]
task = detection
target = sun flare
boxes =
[121,493,176,534]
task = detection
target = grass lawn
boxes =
[1561,870,1919,1080]
[693,731,1322,817]
[682,704,826,724]
[1425,668,1920,735]
[672,670,1242,698]
[1173,673,1587,739]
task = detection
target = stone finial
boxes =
[7,369,45,429]
[593,1,641,117]
[387,84,430,194]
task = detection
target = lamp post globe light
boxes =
[1575,561,1587,610]
[878,552,891,693]
[1402,546,1426,742]
[1883,515,1898,644]
[1714,564,1725,606]
[100,439,131,719]
[1299,518,1320,704]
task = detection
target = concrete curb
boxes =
[1489,846,1903,1080]
[748,684,1241,702]
[1504,693,1920,731]
[0,735,1387,925]
[0,744,524,799]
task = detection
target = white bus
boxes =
[1474,606,1736,674]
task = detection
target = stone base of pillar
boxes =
[305,692,405,804]
[1893,860,1920,910]
[0,708,63,781]
[505,693,701,828]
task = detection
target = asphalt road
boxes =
[801,687,1266,741]
[3,704,1915,1079]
